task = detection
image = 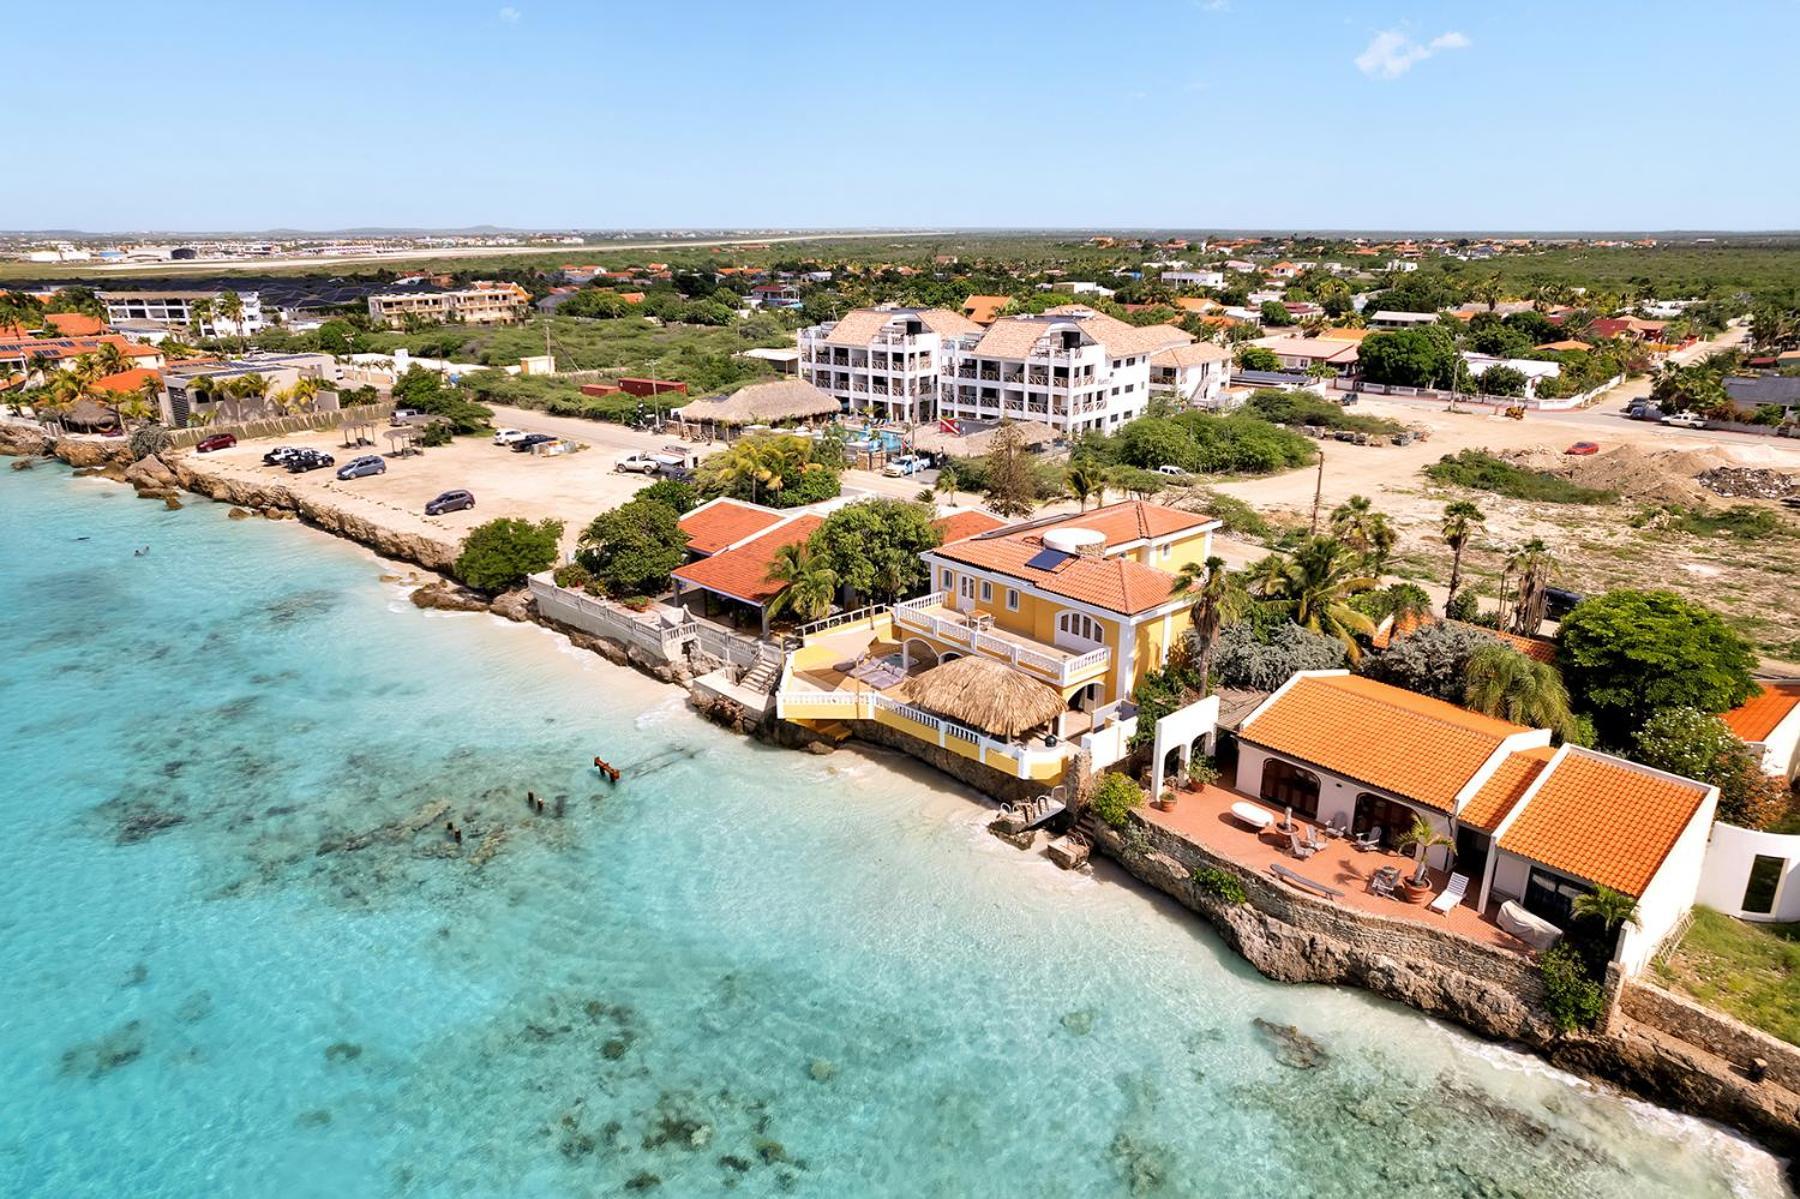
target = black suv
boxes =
[425,490,475,516]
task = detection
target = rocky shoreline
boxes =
[7,425,1796,1181]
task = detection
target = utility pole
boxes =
[1309,447,1326,535]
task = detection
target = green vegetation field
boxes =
[1655,907,1800,1045]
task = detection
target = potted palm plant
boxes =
[1398,816,1453,904]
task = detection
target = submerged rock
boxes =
[807,1058,837,1083]
[1061,1008,1098,1036]
[324,1041,363,1063]
[227,507,253,520]
[295,1109,332,1128]
[1252,1017,1329,1070]
[115,804,185,844]
[60,1020,146,1079]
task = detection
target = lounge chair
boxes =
[1324,814,1349,838]
[1368,869,1397,899]
[1428,873,1471,915]
[1286,830,1317,860]
[1304,825,1327,852]
[1352,828,1381,852]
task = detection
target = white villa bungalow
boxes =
[1234,672,1718,975]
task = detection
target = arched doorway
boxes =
[1067,681,1102,713]
[903,638,939,671]
[1259,759,1320,819]
[1352,792,1421,853]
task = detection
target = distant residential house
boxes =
[1249,336,1360,376]
[1149,342,1233,407]
[1720,681,1800,780]
[1367,310,1439,330]
[367,282,529,328]
[960,295,1011,326]
[1162,270,1224,289]
[749,283,802,308]
[1461,353,1562,397]
[1224,259,1257,273]
[100,289,265,338]
[1722,373,1800,419]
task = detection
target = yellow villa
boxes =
[777,501,1220,783]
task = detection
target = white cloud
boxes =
[1354,28,1470,79]
[498,6,521,23]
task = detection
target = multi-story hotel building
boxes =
[938,305,1193,434]
[99,289,264,338]
[797,307,981,425]
[366,281,531,328]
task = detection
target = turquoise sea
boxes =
[0,462,1788,1198]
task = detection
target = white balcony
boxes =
[891,592,1110,687]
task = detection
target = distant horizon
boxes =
[6,1,1796,232]
[8,226,1800,241]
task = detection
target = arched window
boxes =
[1352,793,1418,851]
[1056,610,1106,649]
[1259,760,1319,819]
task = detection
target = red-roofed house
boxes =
[1719,681,1800,780]
[671,514,823,635]
[677,498,787,558]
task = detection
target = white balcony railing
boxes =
[892,593,1110,686]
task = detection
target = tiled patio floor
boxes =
[1140,784,1535,956]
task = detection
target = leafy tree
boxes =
[1475,364,1529,398]
[392,367,494,435]
[634,478,697,515]
[765,541,837,623]
[1440,499,1485,611]
[1259,300,1295,327]
[1359,329,1451,388]
[1540,942,1606,1032]
[697,433,836,508]
[1213,620,1347,691]
[1558,590,1759,744]
[315,319,357,355]
[1362,621,1496,702]
[1463,642,1577,740]
[575,498,689,598]
[809,499,941,603]
[454,518,565,593]
[1235,345,1280,372]
[982,422,1039,517]
[1631,707,1789,829]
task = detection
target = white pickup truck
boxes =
[615,453,661,474]
[1659,412,1709,429]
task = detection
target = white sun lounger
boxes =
[1428,873,1470,915]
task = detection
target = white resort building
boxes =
[937,305,1194,434]
[797,307,982,424]
[99,289,265,338]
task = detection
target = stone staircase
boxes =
[740,656,781,694]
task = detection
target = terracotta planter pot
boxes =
[1401,879,1432,904]
[1153,795,1177,812]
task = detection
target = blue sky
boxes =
[9,1,1797,232]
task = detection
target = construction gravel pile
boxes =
[1696,467,1799,499]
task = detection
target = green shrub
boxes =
[1540,942,1607,1032]
[128,424,171,462]
[1193,866,1247,905]
[1195,489,1273,539]
[1425,450,1615,504]
[454,517,565,592]
[552,562,593,590]
[634,478,698,515]
[1444,590,1481,623]
[1090,772,1143,828]
[1244,389,1405,436]
[418,420,454,447]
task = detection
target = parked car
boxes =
[1564,441,1600,456]
[195,433,237,453]
[1661,412,1708,429]
[1154,464,1189,477]
[286,450,335,473]
[390,408,422,426]
[511,433,556,452]
[1544,587,1585,621]
[335,455,386,480]
[615,452,660,474]
[882,454,926,477]
[425,489,475,516]
[492,428,529,446]
[262,445,302,465]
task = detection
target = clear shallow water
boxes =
[0,464,1787,1199]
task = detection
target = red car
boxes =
[195,433,238,453]
[1564,441,1600,456]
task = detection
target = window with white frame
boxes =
[1005,588,1019,611]
[979,580,992,603]
[940,567,953,590]
[1056,610,1106,648]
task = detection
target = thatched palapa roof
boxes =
[676,379,840,427]
[901,656,1065,739]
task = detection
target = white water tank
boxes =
[1043,527,1105,556]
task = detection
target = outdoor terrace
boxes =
[892,592,1110,688]
[1142,783,1534,955]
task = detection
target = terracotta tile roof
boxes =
[677,499,786,556]
[1537,339,1593,353]
[46,313,105,336]
[1497,751,1711,897]
[671,514,822,606]
[1720,681,1800,743]
[1150,342,1231,368]
[1460,746,1557,832]
[934,510,1006,544]
[961,295,1010,325]
[1025,500,1218,549]
[1369,612,1557,664]
[1318,328,1373,342]
[1241,674,1526,813]
[1251,336,1360,364]
[932,536,1183,617]
[92,367,160,394]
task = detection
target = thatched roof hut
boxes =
[901,656,1065,739]
[676,380,840,429]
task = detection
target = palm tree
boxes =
[1473,272,1504,312]
[1172,556,1238,697]
[134,373,163,424]
[1329,494,1396,574]
[117,392,155,428]
[1263,536,1378,659]
[1440,500,1485,612]
[1065,461,1105,513]
[932,463,960,507]
[1243,552,1289,598]
[1571,885,1639,933]
[216,291,247,351]
[1505,538,1554,636]
[188,298,214,345]
[764,541,837,624]
[1463,642,1575,738]
[1398,815,1453,886]
[91,341,129,379]
[276,376,323,415]
[26,351,59,387]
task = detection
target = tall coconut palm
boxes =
[1263,536,1378,659]
[216,291,246,351]
[135,373,163,422]
[1463,642,1575,739]
[764,541,837,624]
[227,372,270,424]
[1505,538,1555,636]
[26,350,60,387]
[1440,499,1485,612]
[188,298,214,345]
[1329,494,1396,575]
[277,376,323,415]
[1065,461,1105,513]
[1172,555,1239,697]
[91,341,129,379]
[1243,551,1289,598]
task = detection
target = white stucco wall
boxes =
[1748,704,1800,779]
[1617,788,1718,975]
[1234,742,1454,867]
[1697,822,1800,923]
